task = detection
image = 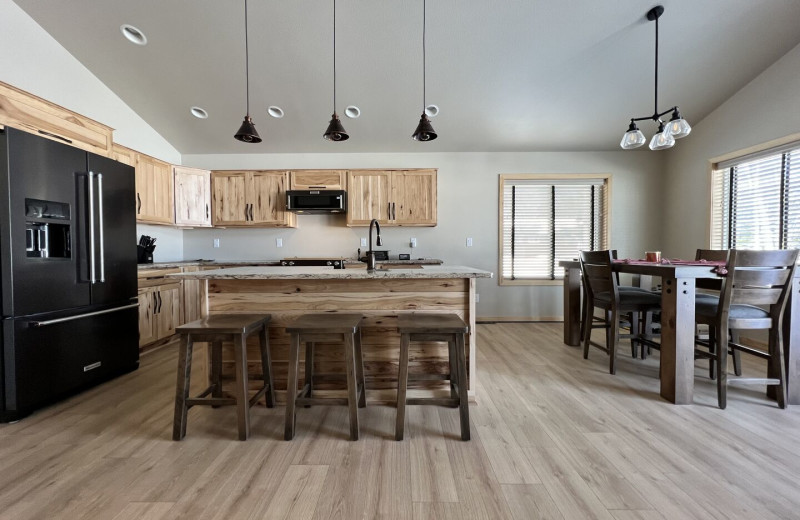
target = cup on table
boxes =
[645,251,661,263]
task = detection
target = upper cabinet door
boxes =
[111,144,136,166]
[290,170,346,190]
[346,170,392,226]
[211,172,249,226]
[135,153,174,225]
[174,166,211,227]
[249,171,294,226]
[392,170,437,226]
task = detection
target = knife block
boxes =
[137,245,153,264]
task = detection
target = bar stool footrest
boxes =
[186,397,237,407]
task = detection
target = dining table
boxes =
[558,259,800,405]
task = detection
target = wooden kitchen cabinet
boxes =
[137,283,181,348]
[0,81,113,157]
[211,170,296,227]
[111,144,136,166]
[135,153,174,225]
[174,166,211,227]
[290,170,346,190]
[346,169,437,226]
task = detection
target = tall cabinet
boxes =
[212,170,296,227]
[347,169,437,226]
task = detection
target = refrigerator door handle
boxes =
[88,171,96,283]
[97,173,105,282]
[28,303,140,328]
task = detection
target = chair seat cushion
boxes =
[595,290,661,306]
[695,300,769,320]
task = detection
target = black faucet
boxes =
[365,219,383,271]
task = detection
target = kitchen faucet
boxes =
[365,218,383,271]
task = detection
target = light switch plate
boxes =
[466,237,473,247]
[213,238,220,248]
[360,237,367,247]
[410,237,417,248]
[276,238,283,248]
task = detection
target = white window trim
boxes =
[497,173,611,286]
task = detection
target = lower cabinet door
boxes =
[155,285,181,340]
[138,288,157,347]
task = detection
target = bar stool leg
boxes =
[233,334,250,441]
[447,338,458,400]
[210,340,223,407]
[454,332,471,441]
[395,332,410,441]
[173,334,194,441]
[258,326,275,408]
[344,333,360,441]
[354,329,367,408]
[285,332,301,440]
[304,341,314,407]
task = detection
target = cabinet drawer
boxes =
[0,81,112,157]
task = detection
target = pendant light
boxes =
[412,0,437,141]
[620,5,690,151]
[234,0,261,143]
[323,0,348,141]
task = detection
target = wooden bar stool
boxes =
[173,314,275,441]
[396,313,470,441]
[285,314,366,441]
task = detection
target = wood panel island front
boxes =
[171,265,492,403]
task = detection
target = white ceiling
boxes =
[12,0,800,155]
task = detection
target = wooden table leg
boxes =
[659,277,696,404]
[780,276,799,404]
[563,266,582,346]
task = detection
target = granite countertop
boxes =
[169,265,492,280]
[138,260,281,270]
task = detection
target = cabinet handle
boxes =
[206,203,209,220]
[249,204,254,221]
[392,202,396,221]
[387,202,391,220]
[245,203,251,221]
[136,193,142,214]
[156,291,162,314]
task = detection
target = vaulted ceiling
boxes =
[13,0,800,154]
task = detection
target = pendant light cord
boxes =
[244,0,250,117]
[653,14,658,118]
[333,0,337,113]
[423,0,427,111]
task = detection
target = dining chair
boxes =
[580,250,661,374]
[694,249,798,409]
[694,249,742,378]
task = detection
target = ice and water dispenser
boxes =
[25,198,71,258]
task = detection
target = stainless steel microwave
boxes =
[286,190,347,213]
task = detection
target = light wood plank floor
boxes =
[1,323,799,519]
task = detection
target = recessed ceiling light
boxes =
[190,106,208,119]
[120,24,147,46]
[425,104,439,118]
[267,106,285,118]
[344,105,361,119]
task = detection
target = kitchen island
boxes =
[171,265,492,403]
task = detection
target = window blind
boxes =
[710,143,799,250]
[501,178,608,280]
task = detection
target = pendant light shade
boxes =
[323,0,348,141]
[323,113,349,141]
[411,0,437,142]
[665,109,691,139]
[234,0,260,143]
[235,116,261,143]
[649,122,675,150]
[412,113,437,141]
[619,6,690,151]
[620,121,646,149]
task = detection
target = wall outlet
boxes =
[476,293,480,303]
[410,237,417,248]
[276,238,283,248]
[466,237,473,247]
[213,238,220,248]
[360,237,367,247]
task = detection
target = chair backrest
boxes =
[580,250,618,305]
[695,249,729,291]
[717,249,799,321]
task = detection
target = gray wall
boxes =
[182,151,663,319]
[662,42,800,258]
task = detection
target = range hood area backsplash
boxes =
[137,217,447,264]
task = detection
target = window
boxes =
[499,174,609,284]
[710,142,799,250]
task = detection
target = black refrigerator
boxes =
[0,127,139,422]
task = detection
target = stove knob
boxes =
[327,261,332,266]
[289,261,294,266]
